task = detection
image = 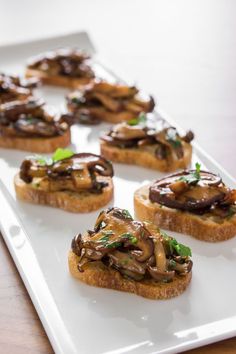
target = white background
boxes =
[0,0,236,175]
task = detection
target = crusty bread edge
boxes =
[100,141,192,172]
[68,250,192,300]
[14,174,113,213]
[0,129,71,153]
[25,68,93,88]
[134,184,236,242]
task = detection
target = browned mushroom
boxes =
[71,207,192,283]
[20,153,113,194]
[149,170,228,211]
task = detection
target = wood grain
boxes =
[0,235,53,354]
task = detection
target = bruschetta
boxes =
[100,113,193,171]
[69,207,192,299]
[134,163,236,241]
[14,149,114,213]
[25,48,94,88]
[67,81,155,124]
[0,97,71,152]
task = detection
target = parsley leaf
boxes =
[28,148,74,167]
[121,233,138,244]
[106,241,122,249]
[166,128,182,149]
[179,162,202,185]
[52,148,74,162]
[160,231,192,257]
[127,112,147,126]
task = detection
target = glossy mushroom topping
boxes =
[20,151,114,193]
[0,73,39,104]
[0,97,69,138]
[27,48,94,79]
[71,207,192,282]
[67,81,155,124]
[101,113,194,160]
[149,163,236,218]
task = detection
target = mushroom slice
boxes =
[111,122,146,140]
[149,170,228,211]
[152,238,167,272]
[93,82,138,98]
[147,266,175,282]
[108,250,146,276]
[130,222,154,262]
[89,92,121,112]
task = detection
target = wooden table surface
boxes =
[0,0,236,353]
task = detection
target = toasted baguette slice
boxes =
[100,141,192,172]
[14,174,113,213]
[0,129,71,153]
[134,184,236,242]
[25,68,93,89]
[68,250,192,300]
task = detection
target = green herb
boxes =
[122,209,133,220]
[106,241,122,249]
[226,207,236,220]
[29,148,74,167]
[71,97,80,104]
[160,231,192,257]
[127,112,146,126]
[121,232,138,244]
[166,128,182,149]
[52,148,74,162]
[169,239,192,257]
[31,155,53,166]
[179,162,202,185]
[33,182,40,188]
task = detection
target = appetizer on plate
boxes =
[14,149,114,213]
[67,81,155,124]
[0,97,71,152]
[69,207,192,299]
[0,72,39,104]
[134,163,236,242]
[100,113,193,171]
[26,48,95,88]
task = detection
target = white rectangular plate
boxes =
[0,32,236,354]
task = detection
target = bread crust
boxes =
[14,174,113,213]
[100,141,192,172]
[0,129,71,153]
[25,68,93,88]
[68,250,192,300]
[134,184,236,242]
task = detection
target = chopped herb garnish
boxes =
[122,209,133,220]
[166,128,182,149]
[179,162,202,185]
[160,231,192,257]
[106,241,122,249]
[127,112,146,126]
[52,148,74,162]
[121,232,138,244]
[71,97,80,104]
[28,148,74,167]
[169,239,192,257]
